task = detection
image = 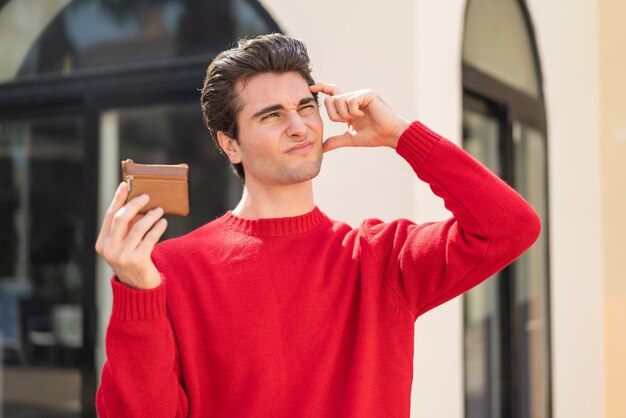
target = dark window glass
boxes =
[463,109,503,418]
[112,103,238,237]
[462,1,550,417]
[512,122,550,418]
[0,1,280,416]
[0,115,84,417]
[462,108,551,418]
[1,0,276,83]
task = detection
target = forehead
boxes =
[236,72,312,115]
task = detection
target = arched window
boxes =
[0,1,280,416]
[461,1,551,418]
[0,0,276,82]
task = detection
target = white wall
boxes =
[261,1,464,417]
[262,1,606,417]
[410,1,466,417]
[259,0,417,225]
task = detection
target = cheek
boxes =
[306,112,324,132]
[238,132,277,161]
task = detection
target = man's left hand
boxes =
[310,83,410,153]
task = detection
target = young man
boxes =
[95,34,540,417]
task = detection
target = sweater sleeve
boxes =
[362,120,541,320]
[96,277,190,417]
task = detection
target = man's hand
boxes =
[310,83,410,153]
[95,182,168,290]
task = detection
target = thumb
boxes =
[323,132,353,153]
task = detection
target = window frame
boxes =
[0,53,217,418]
[0,2,281,414]
[461,1,552,417]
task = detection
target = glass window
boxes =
[463,0,540,98]
[0,1,280,416]
[512,123,550,418]
[0,0,276,83]
[462,2,550,416]
[95,103,240,380]
[109,103,239,238]
[0,115,84,418]
[463,109,503,418]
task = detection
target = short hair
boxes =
[200,33,317,179]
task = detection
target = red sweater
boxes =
[96,121,540,417]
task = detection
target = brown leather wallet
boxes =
[121,159,189,216]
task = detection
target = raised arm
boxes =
[95,183,189,417]
[363,121,540,319]
[311,84,540,319]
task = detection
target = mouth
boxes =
[286,140,315,154]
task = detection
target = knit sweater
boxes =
[96,121,541,418]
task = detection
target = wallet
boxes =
[121,159,189,216]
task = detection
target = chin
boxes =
[282,158,323,184]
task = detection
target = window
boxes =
[0,0,273,83]
[0,1,280,416]
[461,1,551,417]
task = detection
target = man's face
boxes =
[230,72,324,187]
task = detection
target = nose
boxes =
[286,110,307,138]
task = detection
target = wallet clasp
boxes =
[125,175,134,192]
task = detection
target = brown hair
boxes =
[200,33,317,179]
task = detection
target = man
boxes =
[95,34,540,417]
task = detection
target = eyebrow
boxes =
[251,97,316,120]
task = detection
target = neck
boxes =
[232,179,315,219]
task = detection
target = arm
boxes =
[97,278,190,417]
[310,84,540,319]
[95,183,189,416]
[362,121,540,318]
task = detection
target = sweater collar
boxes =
[221,206,329,236]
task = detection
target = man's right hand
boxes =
[95,182,168,290]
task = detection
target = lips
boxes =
[286,140,315,154]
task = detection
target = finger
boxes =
[121,207,164,252]
[128,213,144,231]
[334,98,353,120]
[309,83,341,96]
[95,182,128,253]
[136,218,168,256]
[108,194,150,247]
[347,94,366,117]
[324,97,348,123]
[323,132,353,153]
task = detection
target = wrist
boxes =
[115,269,163,290]
[387,118,411,149]
[110,275,166,321]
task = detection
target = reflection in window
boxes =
[111,103,238,239]
[1,0,281,415]
[0,0,277,83]
[463,0,540,97]
[463,110,503,418]
[513,123,550,418]
[0,116,84,417]
[462,0,550,416]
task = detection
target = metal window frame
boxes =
[461,1,553,417]
[0,57,210,417]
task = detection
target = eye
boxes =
[261,112,280,120]
[298,105,316,114]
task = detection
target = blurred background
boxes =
[0,0,623,417]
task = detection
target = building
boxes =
[0,0,623,417]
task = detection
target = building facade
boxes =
[0,0,622,417]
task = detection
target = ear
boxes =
[217,131,242,164]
